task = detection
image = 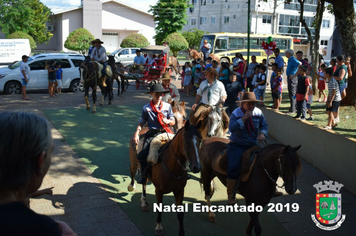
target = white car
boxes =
[0,53,85,94]
[110,48,140,65]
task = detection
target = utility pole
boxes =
[247,0,251,65]
[272,0,277,34]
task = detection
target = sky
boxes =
[40,0,158,13]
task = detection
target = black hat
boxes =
[22,55,29,60]
[150,83,165,93]
[207,56,212,61]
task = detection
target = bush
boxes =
[7,31,37,51]
[163,32,189,57]
[182,28,207,50]
[64,28,95,55]
[120,33,150,48]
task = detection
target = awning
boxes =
[140,45,170,54]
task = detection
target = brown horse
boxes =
[130,120,202,236]
[187,48,220,63]
[128,100,186,192]
[111,60,127,97]
[168,56,181,80]
[200,138,302,236]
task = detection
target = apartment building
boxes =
[183,0,337,60]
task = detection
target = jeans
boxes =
[287,76,297,112]
[227,142,251,179]
[296,100,306,118]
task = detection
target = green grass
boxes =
[264,91,356,139]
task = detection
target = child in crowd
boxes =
[219,62,231,88]
[191,60,197,87]
[56,62,63,94]
[205,57,213,69]
[199,60,206,81]
[306,84,314,120]
[316,63,327,102]
[183,62,192,96]
[212,60,220,73]
[255,65,267,106]
[261,59,267,67]
[293,65,310,120]
[180,64,185,92]
[251,65,260,98]
[193,66,202,96]
[269,63,278,91]
[324,67,341,130]
[271,68,283,111]
[224,72,243,116]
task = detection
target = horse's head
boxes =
[206,105,225,137]
[182,120,202,173]
[170,100,186,133]
[108,55,115,65]
[278,145,302,194]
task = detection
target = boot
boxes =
[101,76,107,87]
[227,178,238,205]
[137,160,148,184]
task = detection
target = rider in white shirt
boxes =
[90,38,108,86]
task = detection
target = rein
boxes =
[260,147,285,188]
[161,130,189,180]
[83,63,98,83]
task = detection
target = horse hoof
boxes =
[108,101,112,105]
[99,104,103,106]
[141,205,149,212]
[209,216,217,223]
[92,110,96,114]
[127,185,135,192]
[155,229,164,236]
[86,107,90,110]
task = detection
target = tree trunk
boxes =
[326,0,356,106]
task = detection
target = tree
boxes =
[64,28,95,55]
[324,0,356,106]
[182,28,207,50]
[149,0,190,44]
[7,31,37,50]
[120,33,150,48]
[0,0,53,44]
[163,32,189,56]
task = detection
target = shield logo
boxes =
[316,193,342,225]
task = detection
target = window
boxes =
[121,49,129,55]
[212,0,214,3]
[29,60,47,70]
[57,59,71,69]
[321,40,328,46]
[284,0,317,12]
[262,15,272,24]
[191,19,197,25]
[278,14,315,36]
[322,20,330,28]
[228,37,244,49]
[72,59,84,68]
[224,16,230,24]
[200,17,207,25]
[233,15,236,19]
[215,38,227,50]
[192,0,196,4]
[131,49,137,54]
[211,17,216,25]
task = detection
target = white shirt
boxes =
[197,79,227,106]
[91,46,107,62]
[20,61,30,79]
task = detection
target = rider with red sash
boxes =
[134,84,176,184]
[227,92,268,204]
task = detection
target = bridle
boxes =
[83,62,98,82]
[261,148,287,188]
[161,130,191,180]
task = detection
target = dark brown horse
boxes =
[79,57,113,113]
[130,120,202,236]
[109,57,126,97]
[128,100,186,192]
[200,138,302,236]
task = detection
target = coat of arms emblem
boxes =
[311,180,346,230]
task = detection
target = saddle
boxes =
[93,61,113,78]
[212,146,261,182]
[137,133,175,165]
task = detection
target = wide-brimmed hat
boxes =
[150,83,165,93]
[238,92,260,103]
[92,38,104,44]
[161,72,171,80]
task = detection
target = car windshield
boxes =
[8,58,33,69]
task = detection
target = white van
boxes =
[0,39,31,65]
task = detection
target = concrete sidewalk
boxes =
[0,78,355,235]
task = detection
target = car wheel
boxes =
[70,79,84,92]
[5,81,22,94]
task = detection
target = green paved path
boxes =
[44,105,290,236]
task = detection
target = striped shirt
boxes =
[328,78,341,102]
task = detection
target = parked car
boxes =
[110,48,140,65]
[0,53,85,94]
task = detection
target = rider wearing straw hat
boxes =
[90,38,108,87]
[161,72,180,103]
[227,92,268,204]
[134,83,175,184]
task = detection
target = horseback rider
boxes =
[227,92,268,204]
[134,84,176,184]
[161,72,180,103]
[90,38,108,87]
[190,67,229,129]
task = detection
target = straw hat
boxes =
[161,72,171,80]
[92,38,104,44]
[238,92,260,103]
